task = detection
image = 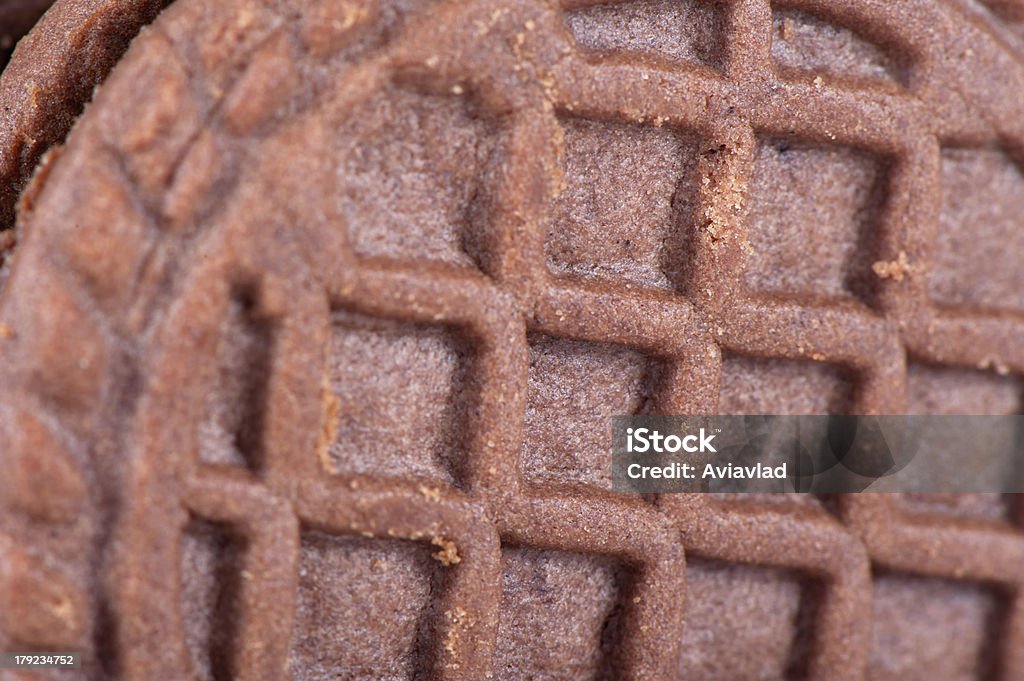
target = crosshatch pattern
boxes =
[0,0,1023,679]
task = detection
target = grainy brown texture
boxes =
[0,0,1023,680]
[0,0,171,229]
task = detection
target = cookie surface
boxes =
[0,0,168,230]
[1,0,1023,680]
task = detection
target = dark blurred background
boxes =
[0,0,54,69]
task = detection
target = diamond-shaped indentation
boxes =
[181,516,245,681]
[771,8,906,87]
[548,115,701,291]
[198,289,273,470]
[870,572,1004,681]
[338,84,496,268]
[565,0,725,68]
[907,363,1022,415]
[679,558,814,680]
[745,139,886,302]
[324,309,470,484]
[719,353,854,415]
[521,334,660,489]
[905,364,1020,503]
[932,148,1024,312]
[290,532,442,679]
[494,547,624,680]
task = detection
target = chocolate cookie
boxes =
[0,0,170,230]
[0,0,1022,680]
